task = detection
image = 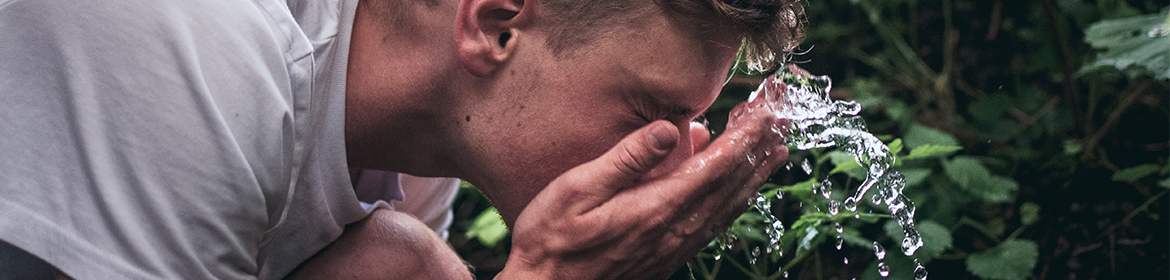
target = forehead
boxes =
[601,12,741,110]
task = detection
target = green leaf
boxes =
[829,151,866,179]
[1112,164,1162,182]
[903,124,960,150]
[888,138,904,156]
[1160,177,1170,189]
[1062,140,1082,156]
[916,221,954,260]
[779,178,818,201]
[1020,202,1041,225]
[942,157,991,187]
[465,207,509,247]
[885,220,953,260]
[942,157,1017,203]
[897,168,932,187]
[966,240,1039,280]
[1080,12,1170,80]
[981,176,1019,203]
[830,160,862,175]
[731,211,769,243]
[903,144,963,160]
[839,229,873,249]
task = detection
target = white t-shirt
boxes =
[0,0,414,279]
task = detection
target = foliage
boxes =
[465,207,508,247]
[681,0,1168,279]
[965,240,1040,280]
[1080,10,1170,79]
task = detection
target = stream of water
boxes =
[720,65,927,279]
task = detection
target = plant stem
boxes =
[1040,0,1084,131]
[1098,188,1169,239]
[1082,80,1151,161]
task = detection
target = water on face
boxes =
[721,65,927,278]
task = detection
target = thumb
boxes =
[552,120,679,210]
[594,120,679,187]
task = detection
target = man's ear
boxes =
[454,0,528,77]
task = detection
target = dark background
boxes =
[449,1,1169,279]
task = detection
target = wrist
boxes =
[495,250,559,280]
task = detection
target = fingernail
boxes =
[647,122,675,151]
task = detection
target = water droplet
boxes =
[820,179,833,199]
[914,261,928,280]
[729,65,928,270]
[878,262,890,277]
[714,253,721,261]
[902,234,922,256]
[843,257,849,264]
[1149,24,1170,37]
[749,247,761,264]
[835,236,844,250]
[835,100,862,115]
[843,197,858,212]
[783,271,789,279]
[873,242,886,260]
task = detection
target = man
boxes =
[0,0,803,279]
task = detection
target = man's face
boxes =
[464,7,742,221]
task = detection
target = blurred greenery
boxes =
[449,1,1169,279]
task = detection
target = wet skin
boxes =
[339,0,791,278]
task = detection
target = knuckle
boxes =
[612,143,652,176]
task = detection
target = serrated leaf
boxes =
[1080,12,1170,80]
[966,240,1039,280]
[1112,164,1162,182]
[731,212,769,243]
[898,168,932,187]
[903,144,963,160]
[943,157,1017,203]
[981,176,1019,203]
[916,221,954,260]
[1020,202,1041,225]
[943,157,991,186]
[904,124,960,149]
[466,207,509,247]
[881,220,952,260]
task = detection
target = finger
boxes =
[552,120,679,212]
[688,121,710,153]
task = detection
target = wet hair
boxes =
[541,0,806,73]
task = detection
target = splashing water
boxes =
[727,65,926,278]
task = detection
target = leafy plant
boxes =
[450,1,1169,279]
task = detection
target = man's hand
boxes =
[498,97,789,279]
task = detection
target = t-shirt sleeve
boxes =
[0,0,306,279]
